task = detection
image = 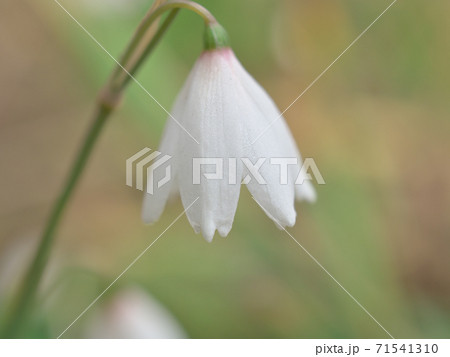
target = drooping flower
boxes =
[142,23,315,242]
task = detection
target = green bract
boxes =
[204,22,229,50]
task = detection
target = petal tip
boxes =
[296,181,317,203]
[284,210,297,228]
[141,212,156,225]
[202,230,215,243]
[201,220,216,243]
[272,209,296,230]
[218,223,232,238]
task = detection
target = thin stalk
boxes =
[123,9,180,89]
[1,0,215,338]
[2,105,111,338]
[110,0,216,91]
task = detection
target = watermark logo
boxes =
[126,148,325,193]
[192,157,325,185]
[126,148,171,194]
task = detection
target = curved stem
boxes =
[122,8,180,90]
[110,0,216,91]
[1,0,217,338]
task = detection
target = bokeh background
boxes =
[1,0,449,338]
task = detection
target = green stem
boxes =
[122,8,181,90]
[2,105,110,338]
[2,0,216,338]
[110,0,216,91]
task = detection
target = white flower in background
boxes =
[84,287,187,339]
[142,24,315,242]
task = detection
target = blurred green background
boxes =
[1,0,449,338]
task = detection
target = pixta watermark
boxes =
[126,148,325,194]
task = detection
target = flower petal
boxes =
[231,52,316,204]
[242,123,297,228]
[295,177,317,202]
[224,54,296,226]
[175,50,244,241]
[141,88,187,224]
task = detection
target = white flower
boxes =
[84,287,187,339]
[142,47,315,242]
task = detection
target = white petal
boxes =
[224,53,296,227]
[295,177,317,202]
[141,84,187,224]
[242,121,297,228]
[230,52,316,204]
[175,50,244,241]
[141,138,177,224]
